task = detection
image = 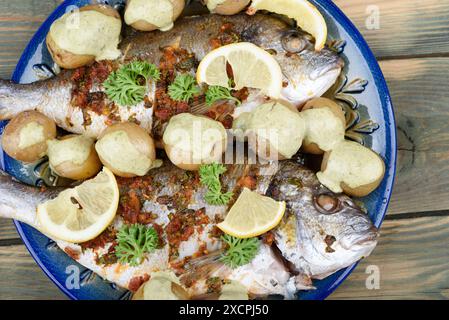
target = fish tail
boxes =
[0,79,48,120]
[0,170,53,230]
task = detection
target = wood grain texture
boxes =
[0,244,66,300]
[333,0,449,59]
[331,216,449,300]
[0,0,447,300]
[0,0,448,78]
[380,58,449,215]
[0,220,19,242]
[0,0,63,78]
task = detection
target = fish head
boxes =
[238,15,344,107]
[269,161,378,280]
[275,29,344,106]
[309,192,379,255]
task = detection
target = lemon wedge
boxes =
[197,42,283,99]
[37,167,119,243]
[248,0,327,51]
[217,188,286,238]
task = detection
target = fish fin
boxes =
[179,249,227,286]
[190,101,213,115]
[293,274,316,291]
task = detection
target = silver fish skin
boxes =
[122,14,344,105]
[0,170,60,233]
[0,158,375,298]
[0,14,343,138]
[0,73,154,138]
[0,162,298,298]
[268,161,379,281]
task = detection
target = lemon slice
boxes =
[197,42,283,99]
[218,188,286,238]
[37,167,119,243]
[248,0,327,51]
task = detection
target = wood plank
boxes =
[0,0,62,78]
[0,244,66,300]
[331,215,449,299]
[333,0,449,59]
[0,0,448,78]
[380,58,449,215]
[0,220,19,242]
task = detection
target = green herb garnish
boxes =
[168,74,200,102]
[115,224,159,266]
[205,186,234,206]
[103,61,160,106]
[219,234,260,268]
[199,163,233,206]
[205,86,241,106]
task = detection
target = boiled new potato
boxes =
[204,0,250,15]
[317,140,386,197]
[1,111,56,163]
[95,123,162,178]
[125,0,185,32]
[219,281,249,300]
[163,113,228,171]
[47,135,102,180]
[132,271,189,300]
[301,98,346,155]
[233,101,306,161]
[46,4,121,69]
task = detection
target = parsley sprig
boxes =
[103,61,160,106]
[205,86,241,106]
[168,74,200,102]
[219,234,260,269]
[115,224,159,266]
[199,163,233,206]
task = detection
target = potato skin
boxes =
[163,114,227,171]
[245,100,304,161]
[164,139,226,171]
[1,111,56,163]
[301,98,346,155]
[96,123,157,178]
[247,132,288,162]
[132,285,145,300]
[164,143,202,171]
[46,4,121,69]
[320,147,386,198]
[46,34,95,70]
[132,281,190,300]
[53,149,101,181]
[126,0,185,32]
[50,135,102,181]
[205,0,250,15]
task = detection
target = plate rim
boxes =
[10,0,397,300]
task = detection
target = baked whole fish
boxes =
[269,161,378,281]
[0,14,343,138]
[0,158,377,299]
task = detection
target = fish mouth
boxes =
[280,59,344,106]
[309,57,345,81]
[341,227,379,250]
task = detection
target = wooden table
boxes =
[0,0,448,300]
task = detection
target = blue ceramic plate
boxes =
[0,0,396,300]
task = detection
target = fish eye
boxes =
[313,194,341,214]
[281,30,308,53]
